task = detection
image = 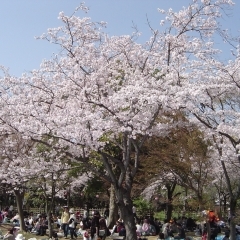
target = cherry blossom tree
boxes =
[0,1,236,239]
[184,36,240,239]
[0,131,41,231]
[0,128,89,235]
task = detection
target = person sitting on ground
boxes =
[136,219,143,237]
[161,219,168,232]
[222,230,230,240]
[3,228,15,240]
[169,219,178,234]
[149,223,157,236]
[99,216,110,240]
[148,216,157,235]
[119,224,126,237]
[51,230,58,240]
[115,219,124,234]
[3,215,9,223]
[186,217,197,231]
[25,221,33,232]
[10,213,20,223]
[162,222,170,239]
[43,215,49,229]
[141,218,150,236]
[158,232,164,240]
[2,208,9,218]
[28,215,34,226]
[36,215,48,236]
[174,223,186,239]
[34,216,41,234]
[153,218,161,235]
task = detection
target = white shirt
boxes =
[83,210,88,218]
[136,224,142,233]
[69,214,76,228]
[28,217,33,225]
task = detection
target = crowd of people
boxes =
[0,205,110,240]
[0,205,240,240]
[41,206,113,240]
[0,211,52,238]
[0,205,188,239]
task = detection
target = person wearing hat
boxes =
[61,206,70,239]
[68,208,77,240]
[3,228,14,240]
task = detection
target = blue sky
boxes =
[0,0,239,77]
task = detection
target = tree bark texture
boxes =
[14,190,25,232]
[108,184,119,228]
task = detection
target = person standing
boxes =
[90,211,100,240]
[61,206,70,239]
[68,208,77,240]
[82,206,89,230]
[103,207,109,221]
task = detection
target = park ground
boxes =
[0,223,159,240]
[0,223,216,240]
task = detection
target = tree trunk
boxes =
[48,209,53,238]
[48,174,56,238]
[116,187,137,240]
[220,156,239,240]
[165,183,176,222]
[107,184,118,228]
[229,198,237,240]
[14,190,25,232]
[166,203,173,222]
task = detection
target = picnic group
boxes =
[0,205,238,240]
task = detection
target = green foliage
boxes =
[133,197,153,217]
[154,211,168,221]
[23,187,45,208]
[82,178,104,198]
